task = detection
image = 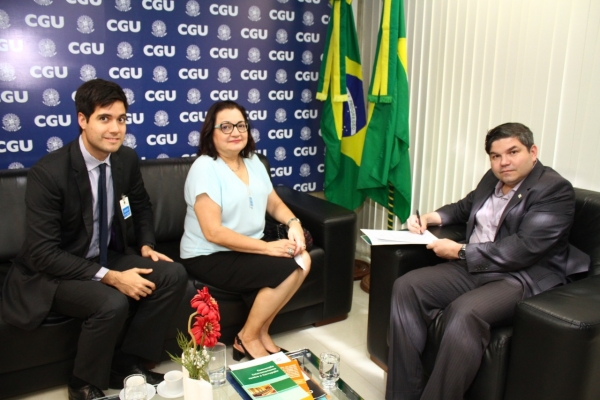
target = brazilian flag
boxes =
[316,0,367,211]
[357,0,411,223]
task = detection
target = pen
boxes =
[416,210,422,233]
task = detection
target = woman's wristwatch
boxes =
[286,217,301,227]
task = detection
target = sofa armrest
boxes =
[275,186,357,321]
[504,274,600,400]
[367,224,466,367]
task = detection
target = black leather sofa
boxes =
[367,188,600,400]
[0,155,357,399]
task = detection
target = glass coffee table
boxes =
[99,348,364,400]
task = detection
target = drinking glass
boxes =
[319,351,340,389]
[207,342,227,386]
[123,374,147,400]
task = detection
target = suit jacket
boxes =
[2,140,156,330]
[436,161,590,298]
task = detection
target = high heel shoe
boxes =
[266,347,288,355]
[232,335,256,362]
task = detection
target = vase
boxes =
[182,364,213,400]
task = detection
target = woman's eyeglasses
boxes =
[214,121,248,134]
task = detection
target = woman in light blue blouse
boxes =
[180,101,311,361]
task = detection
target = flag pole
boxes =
[387,182,395,230]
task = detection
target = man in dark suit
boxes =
[385,122,590,400]
[1,79,188,400]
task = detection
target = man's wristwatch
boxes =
[458,244,467,260]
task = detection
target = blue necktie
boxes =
[98,163,108,268]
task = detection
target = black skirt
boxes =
[182,250,300,307]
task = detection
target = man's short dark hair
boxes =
[198,101,256,159]
[485,122,535,154]
[75,79,128,133]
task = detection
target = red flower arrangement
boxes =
[168,287,221,380]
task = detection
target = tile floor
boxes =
[9,281,387,400]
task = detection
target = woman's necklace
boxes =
[224,157,241,172]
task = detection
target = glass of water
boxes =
[207,342,227,386]
[319,351,340,389]
[123,374,147,400]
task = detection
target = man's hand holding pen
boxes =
[407,212,426,234]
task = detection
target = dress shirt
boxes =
[469,179,524,244]
[78,136,114,280]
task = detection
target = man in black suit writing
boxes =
[2,79,187,400]
[385,123,590,400]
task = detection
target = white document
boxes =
[294,254,307,270]
[360,229,438,245]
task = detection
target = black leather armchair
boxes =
[0,155,357,398]
[366,188,600,400]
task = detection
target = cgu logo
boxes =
[294,109,318,119]
[209,4,238,16]
[268,91,293,101]
[143,45,175,57]
[294,146,317,156]
[147,134,177,145]
[210,90,238,101]
[30,66,68,79]
[107,20,141,33]
[0,140,33,153]
[241,28,268,40]
[181,153,197,158]
[0,91,28,103]
[248,110,267,121]
[0,39,24,52]
[209,48,238,59]
[270,167,292,177]
[268,129,293,139]
[269,50,294,61]
[295,71,319,81]
[269,10,295,21]
[177,24,208,36]
[34,115,71,127]
[322,15,330,24]
[296,32,320,43]
[25,14,65,29]
[180,111,206,123]
[68,42,104,55]
[145,90,176,102]
[241,70,267,80]
[142,0,174,11]
[126,113,144,124]
[179,68,208,80]
[318,164,325,173]
[109,67,142,79]
[293,182,316,192]
[66,0,102,4]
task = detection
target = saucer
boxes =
[157,381,184,398]
[119,383,156,400]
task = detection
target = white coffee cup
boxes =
[164,370,183,394]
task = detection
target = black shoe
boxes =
[108,364,164,389]
[68,384,105,400]
[233,335,261,361]
[267,347,288,355]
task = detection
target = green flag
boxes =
[316,0,367,211]
[357,0,411,222]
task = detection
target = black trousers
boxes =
[50,251,187,389]
[385,262,524,400]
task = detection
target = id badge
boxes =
[120,195,132,219]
